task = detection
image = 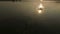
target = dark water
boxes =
[0,1,60,34]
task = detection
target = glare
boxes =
[38,10,42,13]
[40,0,43,2]
[38,3,44,8]
[37,0,44,14]
[38,3,44,14]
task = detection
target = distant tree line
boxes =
[0,0,21,1]
[0,0,60,1]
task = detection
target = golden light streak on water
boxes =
[38,10,42,13]
[38,3,44,14]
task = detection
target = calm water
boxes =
[0,1,60,34]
